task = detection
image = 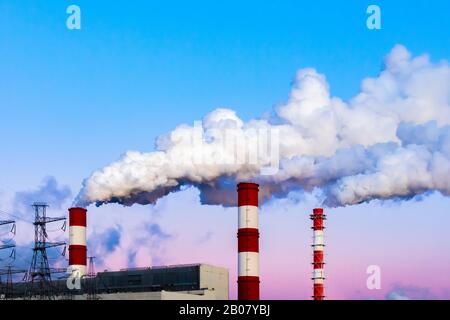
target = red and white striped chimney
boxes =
[68,207,87,277]
[311,208,325,300]
[237,182,260,300]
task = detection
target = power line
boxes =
[0,218,16,271]
[0,209,33,224]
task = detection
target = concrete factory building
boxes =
[8,263,229,300]
[83,264,229,300]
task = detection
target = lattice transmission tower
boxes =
[86,256,98,300]
[24,202,66,300]
[0,266,27,300]
[0,218,17,299]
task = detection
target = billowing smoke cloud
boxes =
[76,45,450,207]
[15,176,72,212]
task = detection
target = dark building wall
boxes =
[96,265,201,293]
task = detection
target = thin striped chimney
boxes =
[311,208,325,300]
[68,207,87,277]
[237,182,260,300]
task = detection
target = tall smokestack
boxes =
[237,182,260,300]
[311,208,325,300]
[68,207,87,277]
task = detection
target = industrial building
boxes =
[91,264,229,300]
[8,264,229,300]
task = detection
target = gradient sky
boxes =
[1,0,450,299]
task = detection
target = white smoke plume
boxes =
[76,45,450,207]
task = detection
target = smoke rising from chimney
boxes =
[75,45,450,208]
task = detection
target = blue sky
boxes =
[1,1,450,299]
[1,0,449,192]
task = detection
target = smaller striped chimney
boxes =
[68,207,87,277]
[311,208,325,300]
[237,182,260,300]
